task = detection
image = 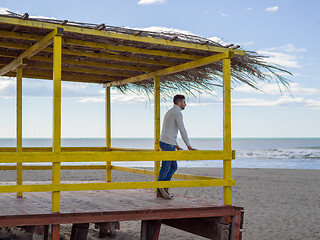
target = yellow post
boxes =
[106,86,111,182]
[52,33,62,213]
[223,54,233,205]
[154,76,161,184]
[16,66,23,198]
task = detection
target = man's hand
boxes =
[176,145,183,150]
[187,145,197,150]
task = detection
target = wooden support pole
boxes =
[70,223,89,240]
[16,66,23,198]
[154,76,161,185]
[223,54,233,206]
[51,224,60,240]
[106,86,111,182]
[141,220,161,240]
[52,33,62,213]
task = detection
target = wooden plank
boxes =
[163,218,229,240]
[106,51,233,87]
[0,150,234,163]
[0,28,63,76]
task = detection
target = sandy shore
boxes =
[0,167,319,239]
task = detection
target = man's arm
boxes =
[176,113,197,150]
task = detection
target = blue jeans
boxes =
[157,141,177,193]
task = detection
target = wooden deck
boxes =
[0,188,243,239]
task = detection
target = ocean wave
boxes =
[237,148,320,159]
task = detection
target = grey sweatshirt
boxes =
[159,104,190,146]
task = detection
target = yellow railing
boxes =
[0,148,235,212]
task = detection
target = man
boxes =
[157,94,197,199]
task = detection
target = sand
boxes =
[0,168,319,240]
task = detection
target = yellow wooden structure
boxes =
[0,15,244,223]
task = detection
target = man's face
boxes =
[177,99,186,110]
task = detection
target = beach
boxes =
[0,167,319,239]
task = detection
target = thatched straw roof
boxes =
[0,11,290,96]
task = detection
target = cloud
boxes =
[188,95,320,109]
[0,7,9,14]
[265,6,279,13]
[246,8,253,11]
[79,89,146,103]
[265,44,306,53]
[133,26,194,35]
[258,50,301,68]
[234,83,319,96]
[219,11,228,17]
[208,36,229,46]
[138,0,166,5]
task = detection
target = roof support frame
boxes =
[0,30,203,60]
[106,51,234,87]
[0,16,245,56]
[0,27,63,76]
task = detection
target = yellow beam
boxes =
[0,30,203,60]
[0,51,156,72]
[106,86,111,182]
[0,179,235,193]
[0,16,245,55]
[16,66,23,198]
[0,150,234,163]
[223,57,232,206]
[111,166,220,180]
[0,165,107,170]
[52,34,62,213]
[0,28,63,76]
[106,51,233,87]
[154,76,161,184]
[4,69,120,83]
[24,63,135,77]
[0,41,176,67]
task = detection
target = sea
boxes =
[0,138,319,170]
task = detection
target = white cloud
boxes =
[0,7,9,14]
[208,36,229,46]
[219,11,228,17]
[79,89,146,103]
[265,44,306,53]
[258,50,301,68]
[265,6,279,13]
[234,83,319,96]
[138,0,166,5]
[247,8,253,11]
[133,26,194,35]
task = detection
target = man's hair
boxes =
[173,94,185,104]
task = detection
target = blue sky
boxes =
[0,0,319,138]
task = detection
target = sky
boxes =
[0,0,319,139]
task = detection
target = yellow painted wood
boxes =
[0,150,233,163]
[154,76,161,184]
[26,63,135,77]
[0,165,106,170]
[0,16,245,55]
[0,179,235,193]
[0,28,62,76]
[52,34,62,213]
[16,66,23,198]
[223,56,233,206]
[106,86,111,182]
[0,41,175,67]
[109,147,154,151]
[0,51,156,73]
[106,51,232,87]
[111,166,220,180]
[0,30,203,60]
